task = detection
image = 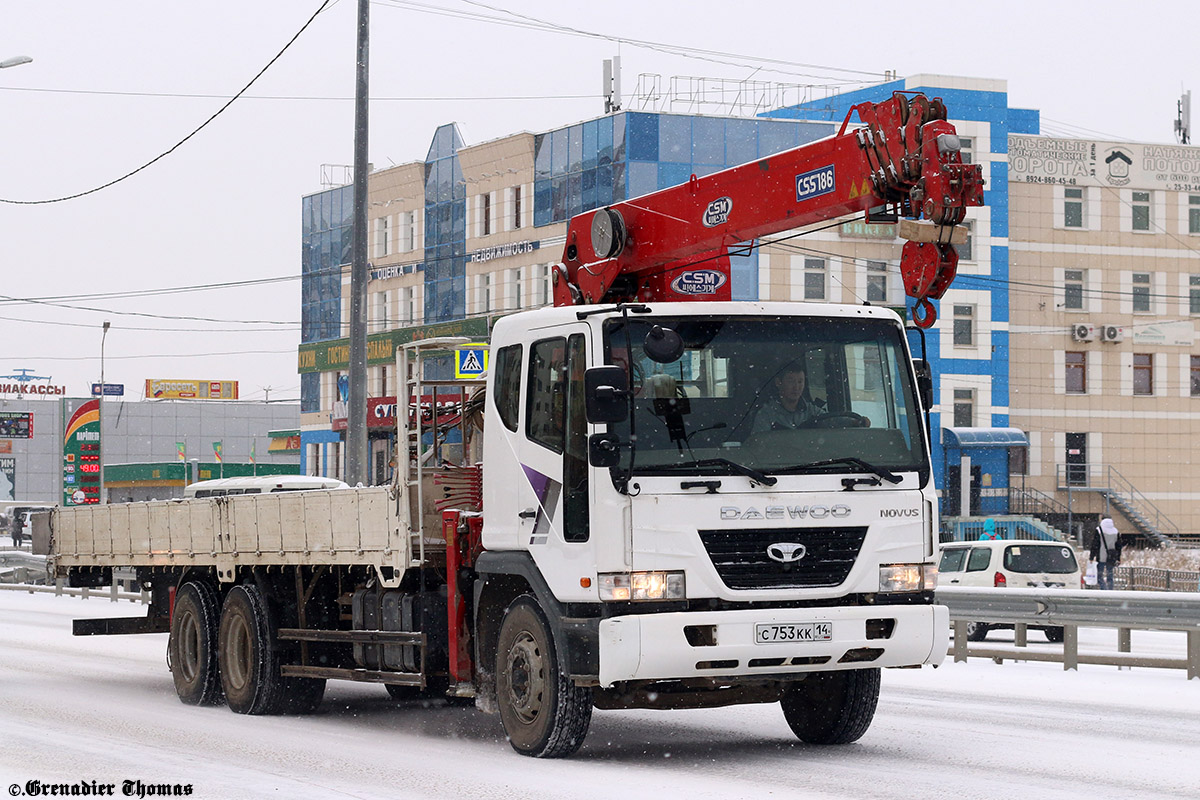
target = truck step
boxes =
[277,627,425,646]
[280,664,424,687]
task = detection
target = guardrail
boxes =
[936,586,1200,679]
[0,580,147,604]
[1117,566,1200,592]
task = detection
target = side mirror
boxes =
[643,325,684,363]
[588,433,622,467]
[585,365,629,423]
[913,359,933,410]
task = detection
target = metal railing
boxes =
[1055,463,1180,541]
[0,579,147,604]
[937,586,1200,678]
[940,515,1068,542]
[1117,566,1200,592]
[1008,483,1070,517]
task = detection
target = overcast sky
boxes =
[1,0,1194,403]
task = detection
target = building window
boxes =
[952,305,975,346]
[537,264,552,306]
[1063,269,1085,310]
[1132,272,1151,312]
[1133,353,1153,395]
[400,211,415,252]
[1065,351,1086,394]
[513,186,523,230]
[1190,195,1200,234]
[1009,446,1028,476]
[804,258,826,301]
[1064,187,1084,228]
[1191,356,1200,397]
[514,268,525,310]
[481,193,492,237]
[480,273,493,313]
[373,216,389,258]
[306,443,320,477]
[958,136,973,165]
[954,220,973,262]
[1132,191,1151,231]
[952,388,973,427]
[1191,276,1200,315]
[372,291,388,333]
[866,260,888,303]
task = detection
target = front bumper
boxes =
[597,603,949,687]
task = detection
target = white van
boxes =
[938,538,1083,642]
[183,475,349,498]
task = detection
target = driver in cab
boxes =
[752,362,816,433]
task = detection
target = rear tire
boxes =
[781,668,880,745]
[218,584,288,715]
[965,621,990,642]
[168,580,222,706]
[495,596,592,758]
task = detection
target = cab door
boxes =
[516,330,591,548]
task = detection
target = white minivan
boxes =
[938,539,1083,642]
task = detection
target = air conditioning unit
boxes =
[1071,323,1096,342]
[1099,324,1124,343]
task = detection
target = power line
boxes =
[0,0,333,206]
[0,85,596,103]
[383,0,886,84]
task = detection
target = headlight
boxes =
[879,563,938,593]
[598,571,686,601]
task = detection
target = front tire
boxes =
[169,580,222,706]
[965,621,990,642]
[781,668,880,745]
[495,596,592,758]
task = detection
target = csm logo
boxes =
[702,196,732,227]
[670,269,728,296]
[880,508,920,518]
[721,505,851,521]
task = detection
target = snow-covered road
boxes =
[2,590,1197,799]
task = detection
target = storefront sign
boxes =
[1010,135,1200,191]
[1132,320,1195,346]
[0,412,33,439]
[839,221,897,239]
[0,383,65,396]
[0,456,14,501]
[145,379,239,400]
[62,398,101,505]
[468,239,539,264]
[297,317,491,374]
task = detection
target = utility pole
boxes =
[347,0,370,486]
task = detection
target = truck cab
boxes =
[475,301,947,753]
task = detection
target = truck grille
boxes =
[697,527,868,590]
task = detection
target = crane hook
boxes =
[911,297,937,328]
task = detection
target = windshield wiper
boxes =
[652,458,778,487]
[775,457,902,484]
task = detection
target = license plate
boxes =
[754,622,832,644]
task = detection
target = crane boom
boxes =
[551,91,984,327]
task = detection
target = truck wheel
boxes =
[495,595,592,758]
[1044,626,1065,643]
[169,581,222,705]
[780,668,880,745]
[966,621,990,642]
[218,584,287,715]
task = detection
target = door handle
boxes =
[518,508,537,520]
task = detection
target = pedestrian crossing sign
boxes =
[454,344,489,379]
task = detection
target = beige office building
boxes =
[1008,134,1200,539]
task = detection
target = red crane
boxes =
[551,92,984,328]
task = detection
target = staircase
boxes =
[1056,464,1177,547]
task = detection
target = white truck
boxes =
[45,91,982,757]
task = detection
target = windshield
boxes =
[603,315,928,481]
[1003,544,1079,574]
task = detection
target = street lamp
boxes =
[0,56,33,70]
[99,321,110,505]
